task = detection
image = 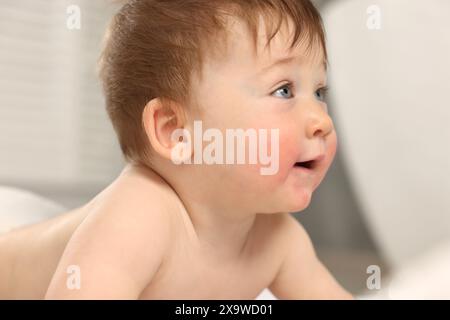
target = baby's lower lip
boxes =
[293,165,315,174]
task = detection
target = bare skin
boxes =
[0,16,353,299]
[0,164,350,299]
[3,165,280,299]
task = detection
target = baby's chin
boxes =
[280,172,322,212]
[285,186,314,212]
[255,184,314,214]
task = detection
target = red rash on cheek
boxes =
[280,134,299,166]
[265,126,300,184]
[235,120,300,181]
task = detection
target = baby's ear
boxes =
[142,98,190,161]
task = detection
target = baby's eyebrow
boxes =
[256,55,327,77]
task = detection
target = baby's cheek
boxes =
[279,129,298,165]
[254,126,299,186]
[329,131,338,158]
[229,120,299,187]
[324,131,338,168]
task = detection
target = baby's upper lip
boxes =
[296,153,325,164]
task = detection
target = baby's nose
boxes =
[305,106,334,139]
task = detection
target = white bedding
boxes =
[0,185,65,234]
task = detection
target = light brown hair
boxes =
[98,0,327,166]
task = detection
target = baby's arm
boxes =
[268,213,353,300]
[45,190,172,299]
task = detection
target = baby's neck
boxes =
[184,202,258,261]
[119,163,258,261]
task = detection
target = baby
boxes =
[0,0,353,299]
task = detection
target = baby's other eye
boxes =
[315,86,329,101]
[272,83,294,99]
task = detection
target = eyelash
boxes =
[272,82,329,101]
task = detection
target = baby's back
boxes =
[0,204,92,298]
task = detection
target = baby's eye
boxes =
[272,84,330,101]
[315,86,329,101]
[272,83,294,99]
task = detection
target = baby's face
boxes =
[185,17,337,214]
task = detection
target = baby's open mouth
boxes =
[294,154,325,170]
[294,160,316,169]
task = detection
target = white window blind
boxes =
[0,0,125,191]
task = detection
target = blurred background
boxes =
[0,0,449,298]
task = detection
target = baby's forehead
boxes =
[215,16,326,73]
[194,14,327,92]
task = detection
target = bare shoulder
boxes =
[45,166,179,298]
[265,213,353,299]
[264,212,317,271]
[73,165,179,268]
[256,212,311,252]
[277,213,312,248]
